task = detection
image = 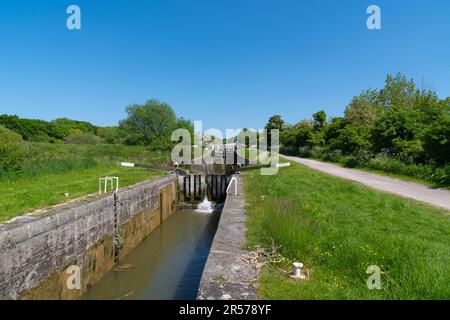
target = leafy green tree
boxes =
[378,73,416,108]
[280,125,298,154]
[265,115,285,148]
[280,120,314,154]
[312,110,327,129]
[324,117,346,142]
[423,114,450,164]
[268,73,449,177]
[332,126,371,154]
[265,115,285,131]
[119,99,177,150]
[283,120,310,145]
[176,117,195,140]
[294,120,314,146]
[0,114,69,142]
[307,111,327,147]
[344,89,383,127]
[371,105,424,161]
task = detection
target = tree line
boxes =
[266,73,450,185]
[0,99,193,172]
[0,99,193,149]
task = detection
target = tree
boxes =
[280,120,313,148]
[265,115,285,148]
[307,111,327,147]
[344,89,383,127]
[423,114,450,165]
[119,99,177,150]
[328,125,371,155]
[176,117,194,142]
[312,110,327,129]
[268,73,449,167]
[0,114,69,142]
[371,105,424,161]
[378,73,416,109]
[265,115,285,131]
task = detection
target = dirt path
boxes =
[282,155,450,211]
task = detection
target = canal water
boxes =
[82,209,220,300]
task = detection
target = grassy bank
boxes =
[0,143,169,221]
[242,160,450,299]
[0,162,161,222]
[23,143,169,164]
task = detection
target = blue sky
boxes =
[0,0,449,131]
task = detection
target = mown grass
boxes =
[242,160,450,299]
[0,143,169,221]
[0,162,161,221]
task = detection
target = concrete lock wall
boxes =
[0,174,178,300]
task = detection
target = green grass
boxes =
[23,143,169,164]
[0,125,23,143]
[242,159,450,299]
[0,162,161,221]
[0,143,169,221]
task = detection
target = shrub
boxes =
[433,165,450,186]
[280,145,298,156]
[344,156,360,168]
[97,126,123,144]
[0,142,26,172]
[423,115,450,165]
[362,154,437,182]
[65,133,101,145]
[0,114,69,141]
[352,149,374,163]
[322,150,345,163]
[298,146,312,158]
[310,146,325,158]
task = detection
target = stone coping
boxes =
[197,175,258,300]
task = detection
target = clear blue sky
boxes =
[0,0,449,131]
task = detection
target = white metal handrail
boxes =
[99,177,119,194]
[226,177,238,196]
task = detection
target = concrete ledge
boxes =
[197,175,257,300]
